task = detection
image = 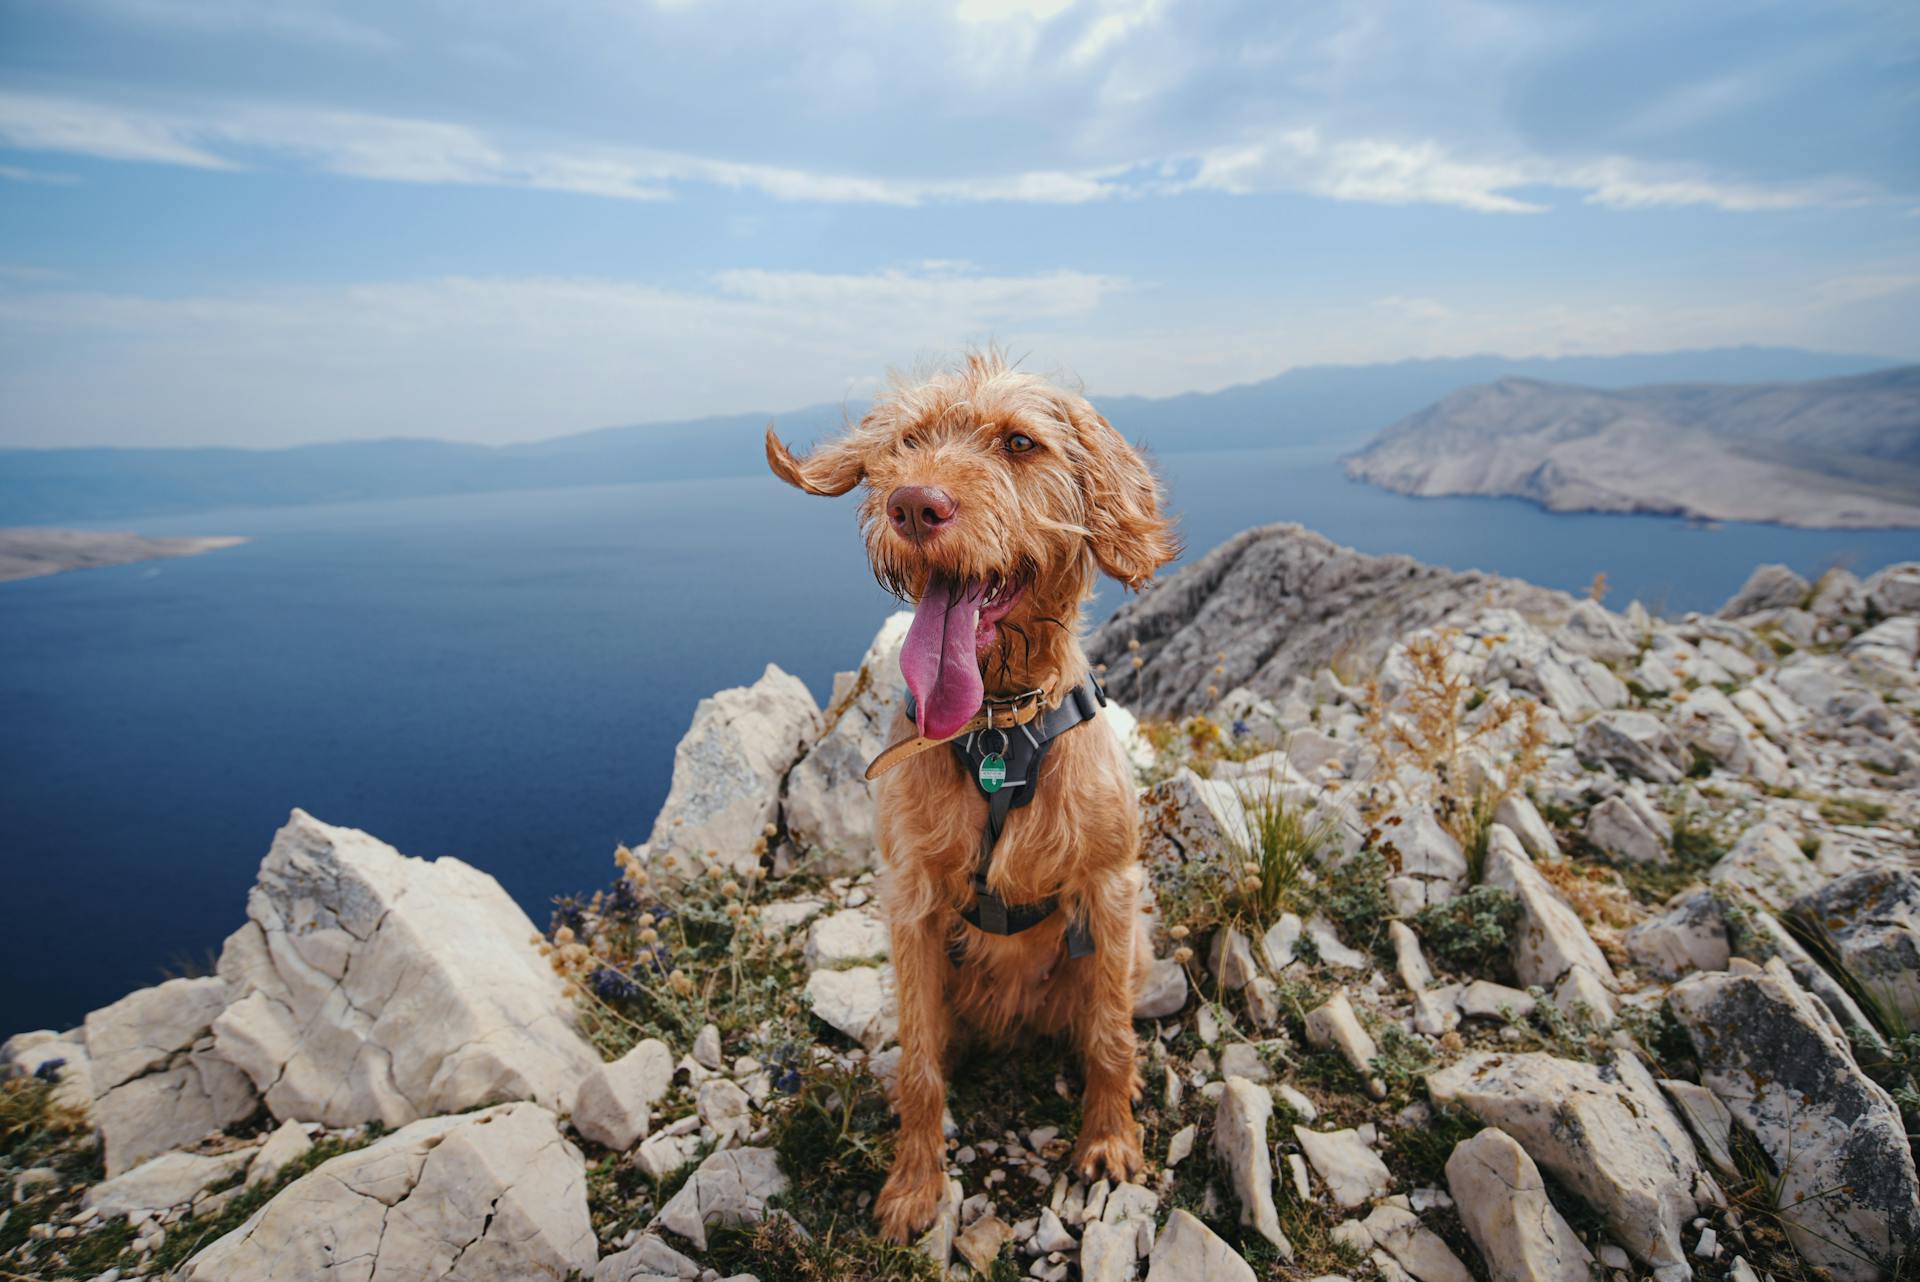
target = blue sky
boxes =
[1,0,1916,447]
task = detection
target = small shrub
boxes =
[1369,1024,1435,1099]
[1385,1107,1482,1188]
[1307,846,1395,955]
[1227,773,1343,922]
[1412,886,1521,977]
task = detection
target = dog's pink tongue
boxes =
[902,573,985,740]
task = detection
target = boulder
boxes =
[782,613,910,874]
[1657,1080,1736,1178]
[1133,957,1190,1019]
[803,963,897,1050]
[639,664,821,876]
[1146,1209,1257,1282]
[0,1029,93,1118]
[1709,824,1820,911]
[1845,616,1919,687]
[1576,712,1688,784]
[649,1146,788,1252]
[1586,795,1669,864]
[1482,825,1616,1020]
[1494,794,1561,861]
[211,810,598,1129]
[1670,686,1790,785]
[1295,1125,1392,1208]
[1720,565,1810,620]
[180,1102,596,1281]
[1808,569,1866,620]
[595,1234,704,1282]
[1214,1076,1291,1256]
[1426,1051,1700,1276]
[1625,890,1730,979]
[1363,1201,1474,1282]
[1864,562,1920,617]
[1555,599,1643,661]
[246,1118,313,1188]
[1446,1128,1594,1282]
[81,976,259,1177]
[1670,958,1920,1282]
[84,1148,252,1218]
[802,906,890,970]
[574,1041,676,1152]
[1793,867,1920,1027]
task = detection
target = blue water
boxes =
[3,448,1914,1034]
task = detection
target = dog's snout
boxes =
[887,485,957,543]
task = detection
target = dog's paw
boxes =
[1071,1124,1144,1184]
[874,1169,945,1244]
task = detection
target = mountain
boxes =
[1344,365,1920,529]
[0,347,1898,524]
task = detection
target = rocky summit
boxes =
[4,524,1918,1282]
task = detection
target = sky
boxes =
[0,0,1917,448]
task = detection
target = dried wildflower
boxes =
[1169,924,1189,940]
[639,927,659,946]
[668,969,695,996]
[1172,945,1193,964]
[705,863,726,881]
[1240,861,1259,877]
[554,925,576,945]
[763,823,778,838]
[722,881,741,898]
[1127,638,1141,652]
[1131,656,1144,671]
[725,903,743,920]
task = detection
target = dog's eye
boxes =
[1005,433,1036,454]
[901,436,918,450]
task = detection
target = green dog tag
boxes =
[978,752,1006,794]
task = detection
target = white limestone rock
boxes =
[1363,1201,1474,1282]
[1482,825,1616,1021]
[782,613,910,875]
[639,663,822,877]
[916,1175,964,1271]
[1625,890,1730,980]
[698,1077,752,1146]
[1304,990,1386,1099]
[1209,925,1260,991]
[180,1102,596,1281]
[245,1119,312,1188]
[84,1149,252,1218]
[1586,795,1669,864]
[1453,980,1537,1022]
[595,1233,704,1282]
[1146,1209,1257,1282]
[1670,686,1790,785]
[1134,957,1190,1019]
[1426,1051,1700,1276]
[1494,794,1561,862]
[1864,561,1920,617]
[1791,867,1920,1027]
[1556,599,1643,661]
[804,963,897,1050]
[573,1042,674,1152]
[1657,1080,1736,1179]
[1446,1127,1595,1282]
[211,810,598,1130]
[649,1146,788,1252]
[82,976,259,1178]
[802,906,890,970]
[1710,824,1821,911]
[1214,1076,1291,1257]
[1575,711,1688,784]
[1295,1125,1393,1209]
[0,1029,93,1119]
[1721,565,1810,620]
[1670,958,1920,1282]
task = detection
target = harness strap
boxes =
[888,675,1107,959]
[863,694,1050,781]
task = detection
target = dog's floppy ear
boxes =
[765,425,864,496]
[1065,398,1180,590]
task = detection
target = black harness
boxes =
[903,675,1107,959]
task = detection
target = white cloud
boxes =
[0,264,1126,447]
[0,92,1127,207]
[0,163,79,185]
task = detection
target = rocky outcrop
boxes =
[1214,1075,1290,1256]
[1483,825,1617,1019]
[1342,369,1920,528]
[1670,959,1920,1282]
[649,1147,788,1251]
[1427,1051,1701,1277]
[781,613,909,873]
[1089,523,1571,718]
[181,1102,596,1280]
[1146,1209,1257,1282]
[212,809,599,1128]
[638,663,821,876]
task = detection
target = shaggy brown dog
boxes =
[766,352,1178,1242]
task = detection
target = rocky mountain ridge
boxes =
[4,526,1918,1282]
[1342,367,1920,528]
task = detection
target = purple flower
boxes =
[33,1058,66,1082]
[1231,719,1251,738]
[590,968,640,1002]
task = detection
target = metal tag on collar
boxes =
[977,727,1009,793]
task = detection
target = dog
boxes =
[766,351,1178,1242]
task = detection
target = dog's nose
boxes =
[887,486,957,543]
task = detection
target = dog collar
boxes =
[864,684,1054,781]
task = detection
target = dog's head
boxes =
[767,351,1177,737]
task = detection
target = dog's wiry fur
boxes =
[767,351,1178,1242]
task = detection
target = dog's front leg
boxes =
[874,909,953,1243]
[1069,871,1145,1183]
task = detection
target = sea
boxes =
[3,445,1915,1034]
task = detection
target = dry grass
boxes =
[1364,630,1550,877]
